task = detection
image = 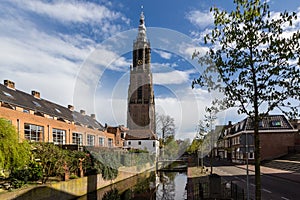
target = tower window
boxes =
[138,48,143,60]
[137,86,143,102]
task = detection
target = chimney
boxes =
[68,105,74,111]
[4,80,15,90]
[80,110,86,115]
[31,91,40,99]
[228,121,232,126]
[91,114,96,119]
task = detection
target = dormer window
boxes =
[3,91,14,99]
[55,108,61,113]
[32,101,41,107]
[23,109,29,113]
[271,120,282,127]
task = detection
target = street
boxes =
[212,163,300,200]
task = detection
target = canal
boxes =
[77,171,187,200]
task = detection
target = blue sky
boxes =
[1,0,300,139]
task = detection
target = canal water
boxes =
[77,171,187,200]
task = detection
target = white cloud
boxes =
[178,43,209,59]
[0,0,132,112]
[186,10,214,29]
[153,49,172,59]
[153,69,195,85]
[87,47,131,72]
[10,0,125,24]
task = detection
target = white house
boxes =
[123,129,159,155]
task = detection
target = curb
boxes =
[235,165,300,184]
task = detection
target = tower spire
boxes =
[137,9,147,41]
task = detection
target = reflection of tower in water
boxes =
[127,11,156,134]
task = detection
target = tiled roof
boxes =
[125,129,157,140]
[72,111,104,131]
[224,115,294,136]
[244,115,293,130]
[0,83,104,130]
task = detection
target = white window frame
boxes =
[24,123,44,142]
[72,132,83,145]
[87,134,95,146]
[99,137,105,147]
[52,128,66,145]
[108,138,113,148]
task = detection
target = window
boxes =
[24,124,44,142]
[72,132,83,145]
[99,137,105,147]
[121,133,125,139]
[249,152,254,159]
[108,138,113,148]
[271,120,282,127]
[3,91,14,99]
[32,101,41,107]
[23,109,29,113]
[138,141,141,145]
[153,141,156,147]
[87,135,95,146]
[128,141,131,145]
[52,128,66,144]
[55,108,61,113]
[137,86,143,103]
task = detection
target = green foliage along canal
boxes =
[77,171,187,200]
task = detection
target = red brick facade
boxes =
[0,80,123,148]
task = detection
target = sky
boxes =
[1,0,300,140]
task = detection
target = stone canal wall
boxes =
[0,164,154,200]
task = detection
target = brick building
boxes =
[0,80,123,148]
[216,115,297,163]
[126,12,158,154]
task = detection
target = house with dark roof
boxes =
[216,115,297,163]
[0,80,122,148]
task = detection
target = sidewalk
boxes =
[237,163,300,183]
[188,155,300,183]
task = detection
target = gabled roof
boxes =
[223,115,294,137]
[0,83,104,130]
[125,129,157,140]
[0,84,72,120]
[72,111,104,131]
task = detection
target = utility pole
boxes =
[205,108,217,175]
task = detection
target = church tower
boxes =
[127,12,156,134]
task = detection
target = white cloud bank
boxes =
[153,49,172,60]
[153,69,195,85]
[10,0,128,25]
[0,0,130,111]
[186,10,214,29]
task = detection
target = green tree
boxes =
[32,143,66,183]
[192,0,300,199]
[0,118,31,173]
[163,136,179,159]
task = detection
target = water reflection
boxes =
[156,172,187,200]
[78,171,187,200]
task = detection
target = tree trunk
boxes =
[250,39,261,200]
[253,77,261,200]
[254,114,261,200]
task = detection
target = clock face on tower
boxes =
[137,59,143,65]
